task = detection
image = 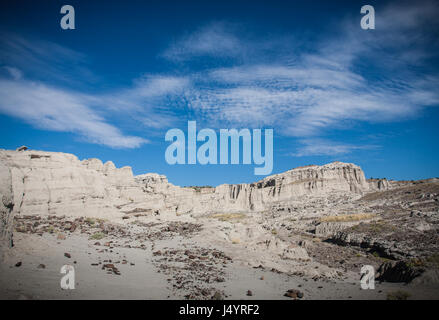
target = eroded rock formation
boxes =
[0,149,145,221]
[134,161,371,216]
[0,149,373,222]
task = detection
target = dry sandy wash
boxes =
[1,147,439,300]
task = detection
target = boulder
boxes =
[376,261,424,283]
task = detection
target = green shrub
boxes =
[90,232,105,240]
[85,217,95,226]
[47,225,55,233]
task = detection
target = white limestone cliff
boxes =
[0,148,371,225]
[0,149,145,220]
[133,161,370,216]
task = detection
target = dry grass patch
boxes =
[231,238,241,244]
[211,213,247,222]
[387,290,410,300]
[320,213,377,223]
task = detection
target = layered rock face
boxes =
[0,149,145,220]
[368,178,390,191]
[0,149,371,221]
[135,161,370,216]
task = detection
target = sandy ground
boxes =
[1,232,438,300]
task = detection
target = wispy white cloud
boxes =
[132,75,190,98]
[0,70,194,148]
[208,65,366,89]
[0,79,148,148]
[165,1,439,153]
[97,75,190,113]
[2,66,22,80]
[0,33,96,86]
[184,60,436,136]
[140,113,180,130]
[162,22,245,61]
[292,139,378,157]
[0,36,191,149]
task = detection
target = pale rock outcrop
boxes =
[0,162,14,252]
[315,221,363,237]
[134,161,370,216]
[0,149,145,219]
[368,178,390,191]
[0,148,372,221]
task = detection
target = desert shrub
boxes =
[211,213,246,221]
[90,232,105,240]
[320,213,376,223]
[85,217,95,226]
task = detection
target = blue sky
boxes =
[0,0,438,186]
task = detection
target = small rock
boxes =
[201,289,210,296]
[211,291,224,300]
[37,264,46,269]
[246,290,253,296]
[69,223,77,232]
[284,289,303,299]
[57,233,66,240]
[64,253,71,258]
[15,262,22,267]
